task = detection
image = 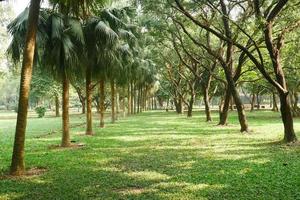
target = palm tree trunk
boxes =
[137,86,141,113]
[111,79,115,123]
[85,67,93,135]
[127,84,131,115]
[122,87,126,117]
[55,94,60,117]
[99,79,105,128]
[10,0,41,176]
[61,73,71,147]
[130,82,134,114]
[116,89,119,120]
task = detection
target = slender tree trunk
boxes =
[220,0,248,132]
[279,92,297,142]
[137,86,140,113]
[111,79,115,123]
[151,96,154,110]
[130,82,134,114]
[202,74,212,122]
[203,86,212,121]
[187,100,194,117]
[61,73,71,147]
[250,93,255,112]
[272,92,278,112]
[291,91,300,117]
[10,0,41,176]
[187,89,195,117]
[99,79,105,128]
[223,68,248,132]
[85,67,93,135]
[293,92,298,109]
[122,87,126,117]
[116,89,119,120]
[134,88,137,114]
[55,94,60,117]
[229,96,234,111]
[219,88,230,125]
[231,85,248,132]
[174,97,181,114]
[256,92,260,110]
[127,84,131,115]
[81,101,86,114]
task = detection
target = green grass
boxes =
[1,110,300,200]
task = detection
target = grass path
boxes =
[1,111,300,199]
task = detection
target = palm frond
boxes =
[95,20,118,46]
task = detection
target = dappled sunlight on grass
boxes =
[125,171,171,181]
[1,111,300,199]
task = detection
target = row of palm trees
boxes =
[7,0,157,176]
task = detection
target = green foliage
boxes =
[35,106,47,118]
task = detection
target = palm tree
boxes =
[7,0,41,176]
[42,13,85,146]
[84,12,119,131]
[84,8,135,128]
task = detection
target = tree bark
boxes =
[231,84,248,132]
[202,74,212,122]
[203,87,212,122]
[99,79,105,128]
[130,82,134,114]
[55,94,60,117]
[10,0,41,176]
[61,72,71,147]
[134,88,137,114]
[85,66,93,135]
[219,88,230,125]
[137,86,140,113]
[116,89,119,120]
[291,92,300,117]
[279,92,297,142]
[122,87,126,117]
[111,79,115,123]
[250,93,255,112]
[272,91,278,112]
[256,92,260,110]
[81,101,86,114]
[127,84,131,115]
[187,99,194,117]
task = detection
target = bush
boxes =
[35,106,46,118]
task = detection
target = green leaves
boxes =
[95,20,119,46]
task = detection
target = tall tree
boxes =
[9,0,41,176]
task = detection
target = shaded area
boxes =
[1,111,300,199]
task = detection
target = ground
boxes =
[1,110,300,200]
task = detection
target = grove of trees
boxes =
[1,0,299,177]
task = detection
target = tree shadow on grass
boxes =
[1,111,300,199]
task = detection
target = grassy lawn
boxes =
[1,110,300,200]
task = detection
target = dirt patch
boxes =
[48,143,86,150]
[0,167,47,180]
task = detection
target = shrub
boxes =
[35,106,46,118]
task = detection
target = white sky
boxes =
[10,0,49,15]
[12,0,30,15]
